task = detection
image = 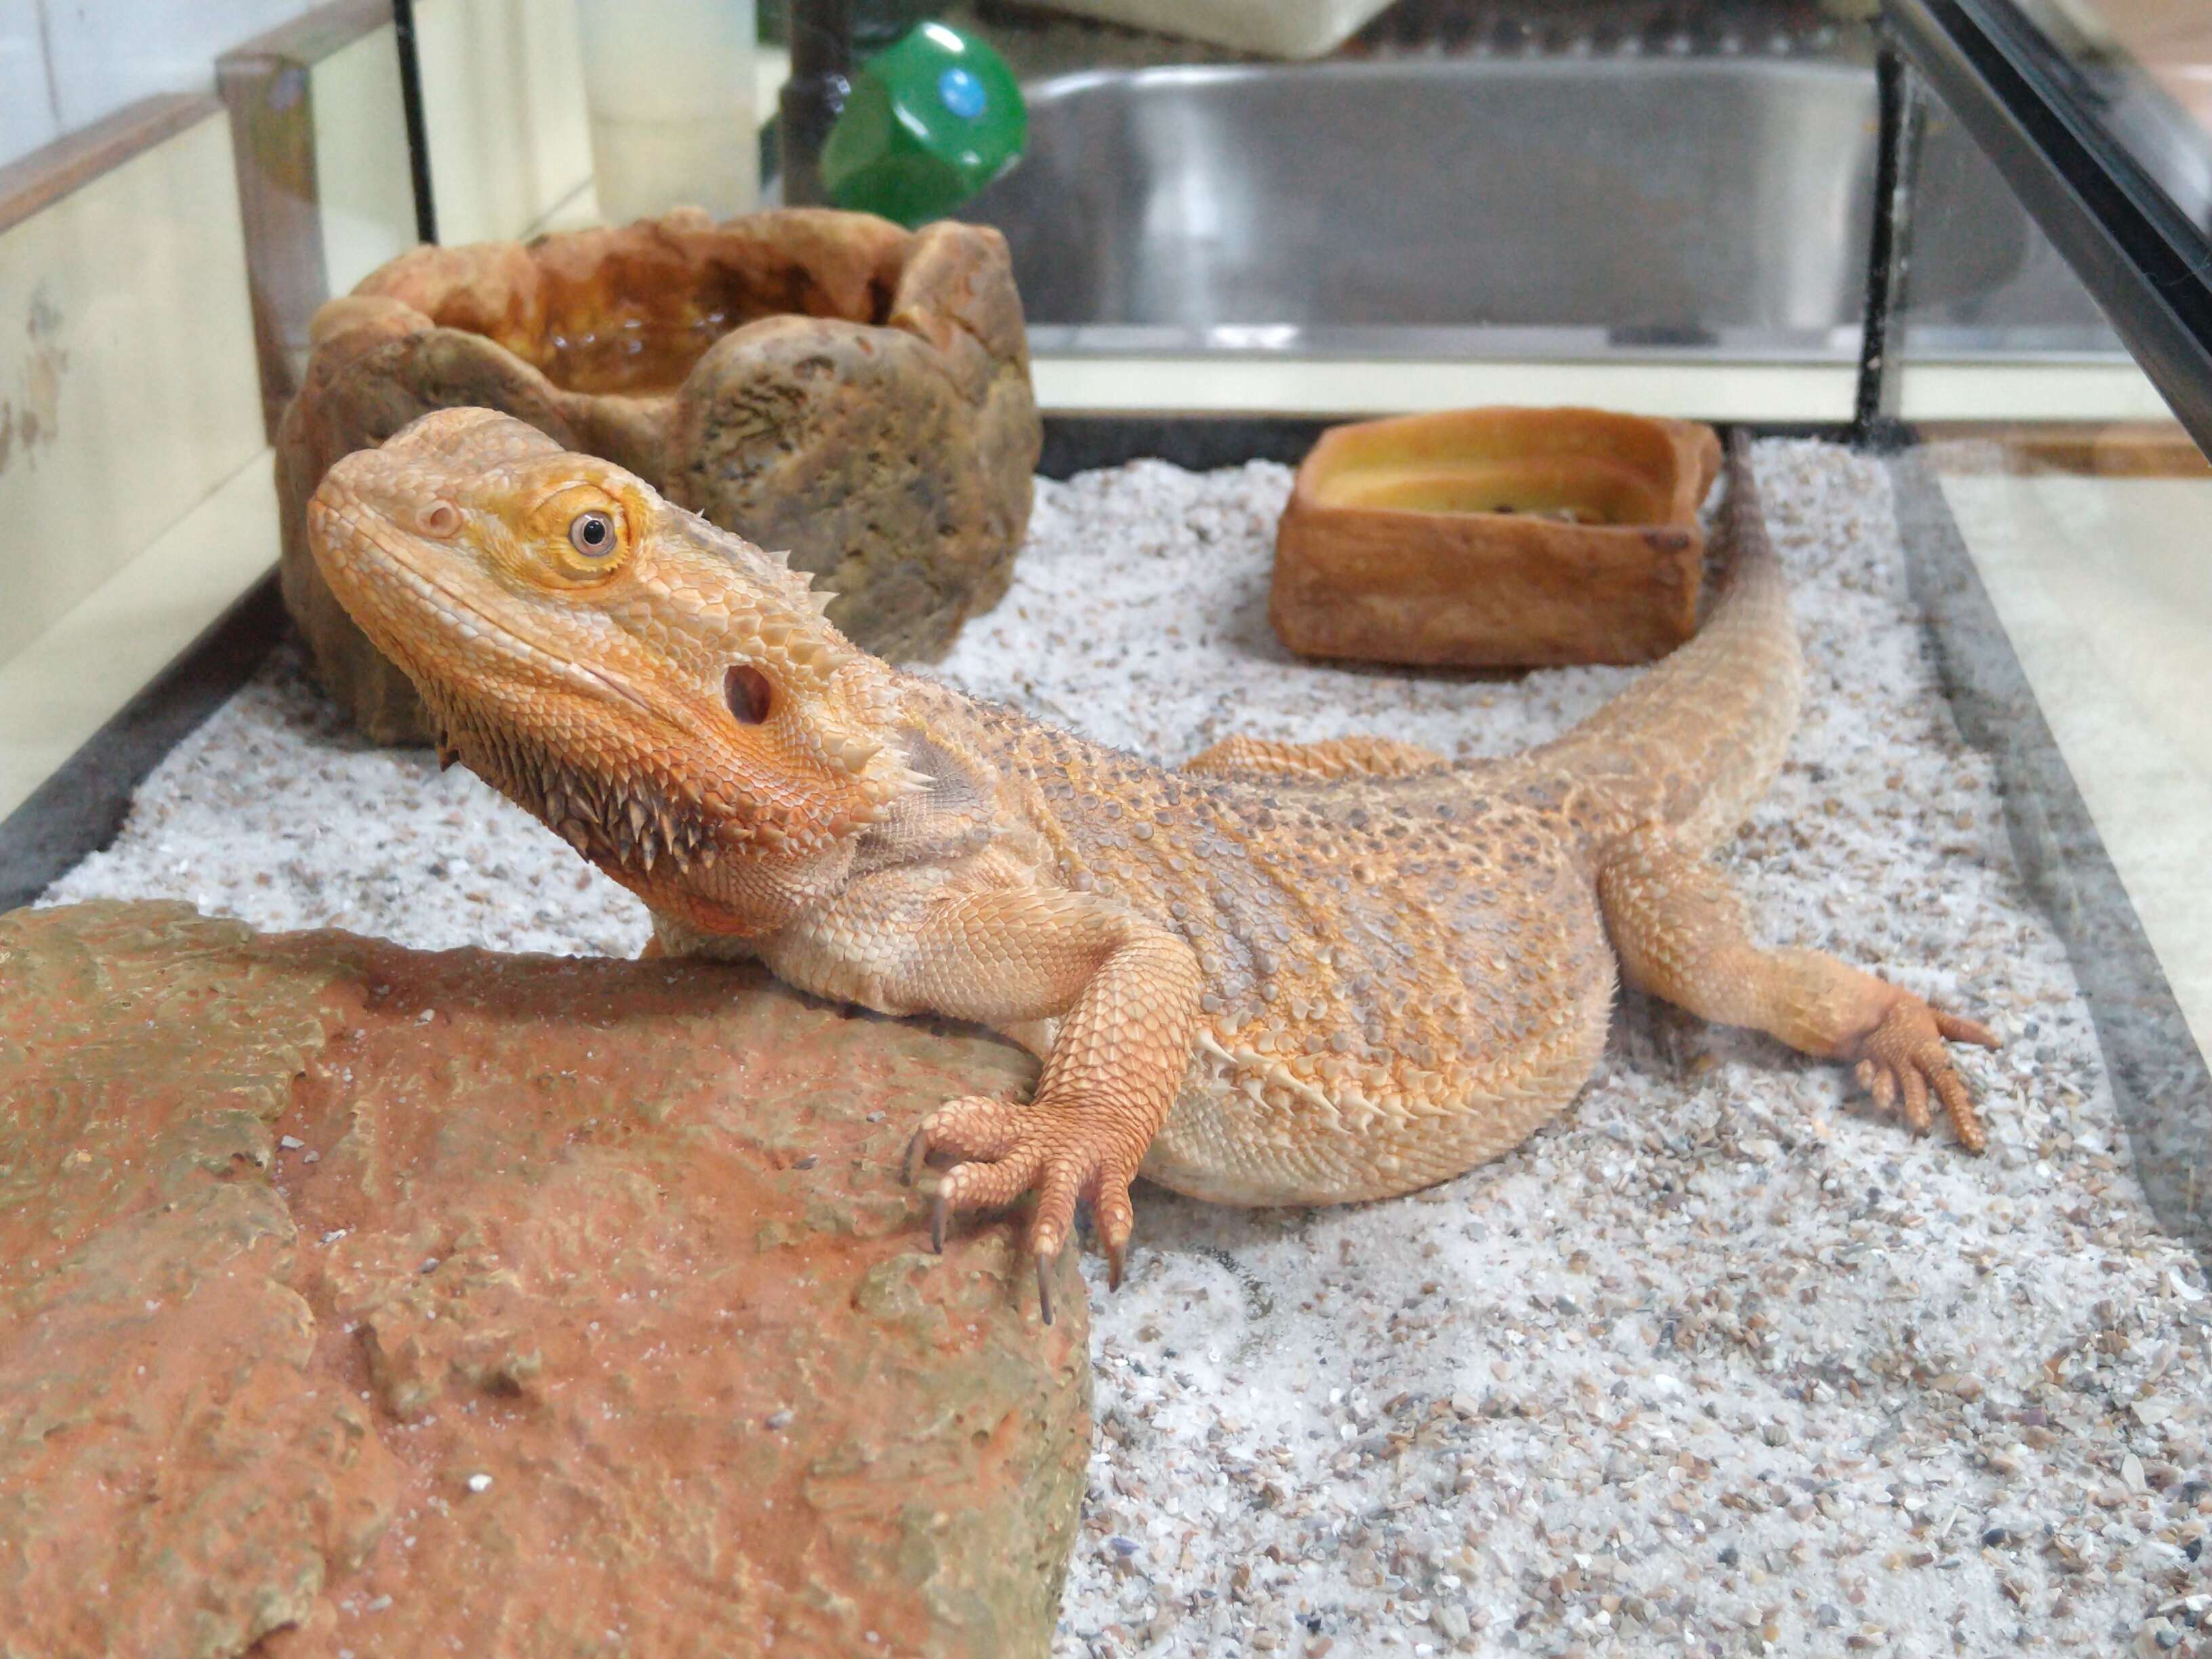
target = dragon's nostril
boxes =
[418,501,462,538]
[724,664,773,725]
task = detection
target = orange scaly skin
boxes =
[308,409,2000,1319]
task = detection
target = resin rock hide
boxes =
[0,901,1087,1659]
[277,207,1040,745]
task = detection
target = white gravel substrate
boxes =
[45,441,2212,1658]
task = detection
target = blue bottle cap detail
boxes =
[937,66,986,119]
[819,20,1026,225]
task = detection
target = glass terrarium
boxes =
[0,2,2207,1656]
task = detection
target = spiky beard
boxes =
[428,693,733,877]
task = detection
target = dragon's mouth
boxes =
[310,489,658,721]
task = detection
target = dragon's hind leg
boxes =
[1596,828,2000,1147]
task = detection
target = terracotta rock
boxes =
[276,207,1040,745]
[0,901,1086,1658]
[1271,407,1723,668]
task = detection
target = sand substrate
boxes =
[46,441,2212,1658]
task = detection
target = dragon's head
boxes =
[308,408,918,898]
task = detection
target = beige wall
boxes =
[310,19,415,293]
[303,0,596,291]
[0,98,274,818]
[0,106,264,670]
[412,0,592,245]
[222,0,603,430]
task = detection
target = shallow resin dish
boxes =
[1270,406,1723,668]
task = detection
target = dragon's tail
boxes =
[1521,430,1805,855]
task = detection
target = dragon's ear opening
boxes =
[724,663,774,726]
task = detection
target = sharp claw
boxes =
[1106,1239,1126,1292]
[1952,1099,1990,1153]
[930,1190,947,1254]
[1036,1253,1055,1326]
[1937,1010,2002,1049]
[1932,1064,1971,1122]
[902,1125,928,1187]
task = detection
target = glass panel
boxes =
[2013,0,2212,226]
[1895,70,2167,424]
[1904,420,2212,1259]
[11,7,2212,1655]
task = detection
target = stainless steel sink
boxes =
[963,57,2121,361]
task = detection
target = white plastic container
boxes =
[1025,0,1393,59]
[573,0,758,223]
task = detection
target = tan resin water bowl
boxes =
[1271,407,1723,668]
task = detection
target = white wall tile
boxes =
[40,0,321,134]
[0,0,61,169]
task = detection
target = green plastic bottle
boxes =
[819,22,1026,227]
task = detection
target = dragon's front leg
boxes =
[832,882,1204,1322]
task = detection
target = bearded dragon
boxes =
[308,408,1999,1321]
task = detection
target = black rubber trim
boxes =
[1040,417,1335,478]
[1851,43,1924,451]
[392,0,438,245]
[1038,415,1853,478]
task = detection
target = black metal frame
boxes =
[779,0,853,207]
[1851,44,1926,449]
[1885,0,2212,454]
[390,0,438,245]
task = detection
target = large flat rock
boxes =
[0,902,1087,1658]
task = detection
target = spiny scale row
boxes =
[539,760,720,875]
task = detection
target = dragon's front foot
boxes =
[1845,991,2001,1151]
[903,1092,1143,1324]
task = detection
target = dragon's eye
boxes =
[568,510,617,557]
